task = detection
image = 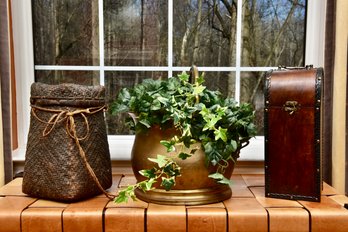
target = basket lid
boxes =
[30,83,106,107]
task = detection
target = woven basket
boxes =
[22,83,112,202]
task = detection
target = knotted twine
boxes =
[31,104,116,200]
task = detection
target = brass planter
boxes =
[131,126,235,205]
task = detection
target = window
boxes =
[12,0,325,161]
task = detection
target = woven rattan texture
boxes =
[22,83,112,202]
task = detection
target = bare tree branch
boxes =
[249,0,299,103]
[220,0,232,15]
[211,0,230,39]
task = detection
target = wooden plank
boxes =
[267,208,309,232]
[25,198,67,232]
[29,199,68,208]
[241,174,265,187]
[250,187,303,208]
[63,197,109,232]
[187,202,225,208]
[111,161,133,175]
[187,207,226,232]
[300,196,348,232]
[329,194,348,207]
[106,198,148,209]
[105,208,145,232]
[96,174,122,198]
[118,175,137,187]
[109,174,123,194]
[233,161,264,175]
[22,208,63,232]
[255,196,304,208]
[63,197,110,209]
[230,175,254,198]
[1,177,22,186]
[0,196,37,232]
[146,203,186,232]
[322,182,339,196]
[0,178,26,196]
[224,198,268,232]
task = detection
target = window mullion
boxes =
[168,0,173,78]
[235,0,243,104]
[99,0,105,85]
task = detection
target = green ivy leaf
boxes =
[208,172,225,180]
[214,127,227,142]
[208,173,232,186]
[178,72,189,82]
[114,185,136,203]
[157,96,169,105]
[224,140,237,156]
[216,106,227,117]
[205,149,223,167]
[199,105,209,117]
[197,75,205,85]
[145,178,156,191]
[230,140,237,152]
[150,100,161,111]
[163,162,181,177]
[203,116,219,131]
[192,85,206,95]
[161,177,175,191]
[182,124,192,137]
[182,136,192,148]
[114,190,128,203]
[139,119,151,128]
[160,140,176,152]
[172,111,181,125]
[138,178,157,192]
[203,142,213,154]
[139,168,156,179]
[218,177,233,185]
[247,123,257,136]
[148,155,169,168]
[178,152,192,160]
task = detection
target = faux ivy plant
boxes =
[111,71,257,203]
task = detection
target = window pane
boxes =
[173,1,236,66]
[105,71,167,135]
[35,70,100,85]
[241,0,306,67]
[240,72,264,135]
[104,1,168,66]
[32,0,99,65]
[203,72,236,98]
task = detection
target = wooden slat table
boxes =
[0,173,347,232]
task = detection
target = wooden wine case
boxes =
[264,66,323,202]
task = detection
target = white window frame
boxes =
[11,0,326,161]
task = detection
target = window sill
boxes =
[12,136,264,162]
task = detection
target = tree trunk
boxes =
[54,2,60,82]
[249,0,299,103]
[227,10,235,98]
[91,0,99,85]
[193,0,202,64]
[180,26,190,66]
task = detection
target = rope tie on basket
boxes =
[31,105,116,200]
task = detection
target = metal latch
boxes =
[284,101,299,115]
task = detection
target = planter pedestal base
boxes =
[135,185,232,206]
